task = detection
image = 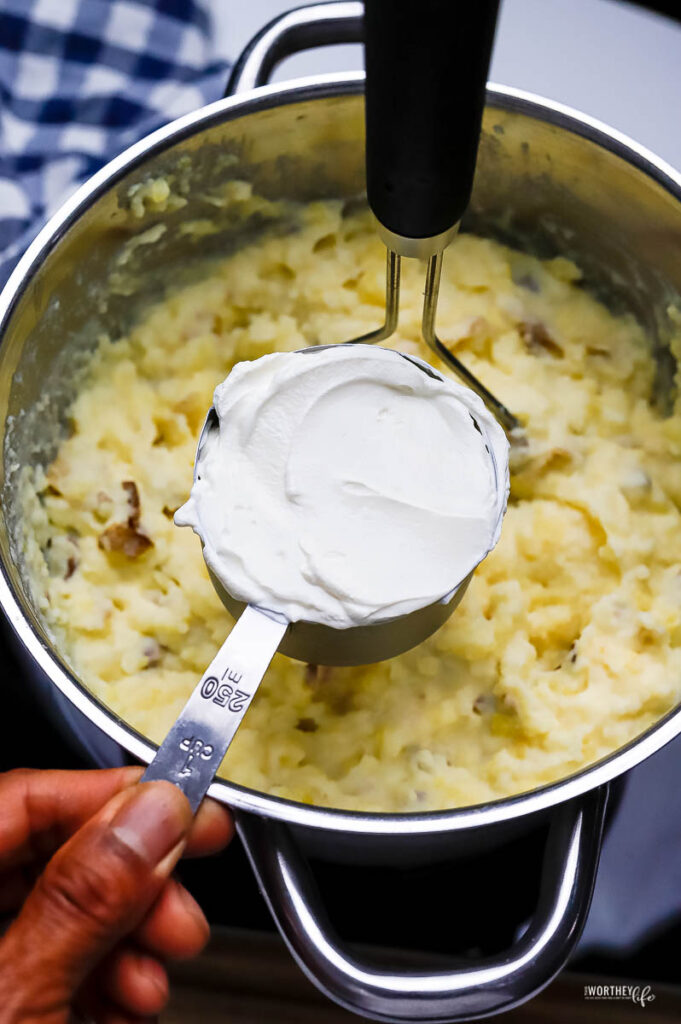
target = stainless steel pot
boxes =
[1,3,680,1021]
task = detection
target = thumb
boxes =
[2,780,192,1020]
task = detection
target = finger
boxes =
[133,877,209,959]
[0,766,231,870]
[99,1013,157,1024]
[0,799,228,915]
[78,987,157,1024]
[183,797,233,858]
[77,978,158,1024]
[0,766,143,870]
[0,781,192,1020]
[99,946,168,1018]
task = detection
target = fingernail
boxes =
[110,782,191,865]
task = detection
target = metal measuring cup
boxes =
[142,348,505,811]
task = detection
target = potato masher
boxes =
[353,0,519,434]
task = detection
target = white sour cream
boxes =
[176,345,509,628]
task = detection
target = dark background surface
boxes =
[632,0,681,20]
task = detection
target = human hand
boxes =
[0,766,233,1022]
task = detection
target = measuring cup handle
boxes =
[226,1,364,97]
[142,606,287,812]
[237,786,608,1022]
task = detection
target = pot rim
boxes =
[2,72,681,836]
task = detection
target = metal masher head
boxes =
[350,246,520,436]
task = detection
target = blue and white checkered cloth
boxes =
[0,0,230,287]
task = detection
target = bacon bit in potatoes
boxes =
[123,481,142,525]
[98,480,153,558]
[99,523,153,558]
[520,321,564,359]
[296,717,319,733]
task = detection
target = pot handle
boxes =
[226,1,363,97]
[236,786,608,1022]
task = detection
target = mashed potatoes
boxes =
[22,200,681,812]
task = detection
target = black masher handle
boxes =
[364,0,500,244]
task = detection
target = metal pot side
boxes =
[0,77,679,836]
